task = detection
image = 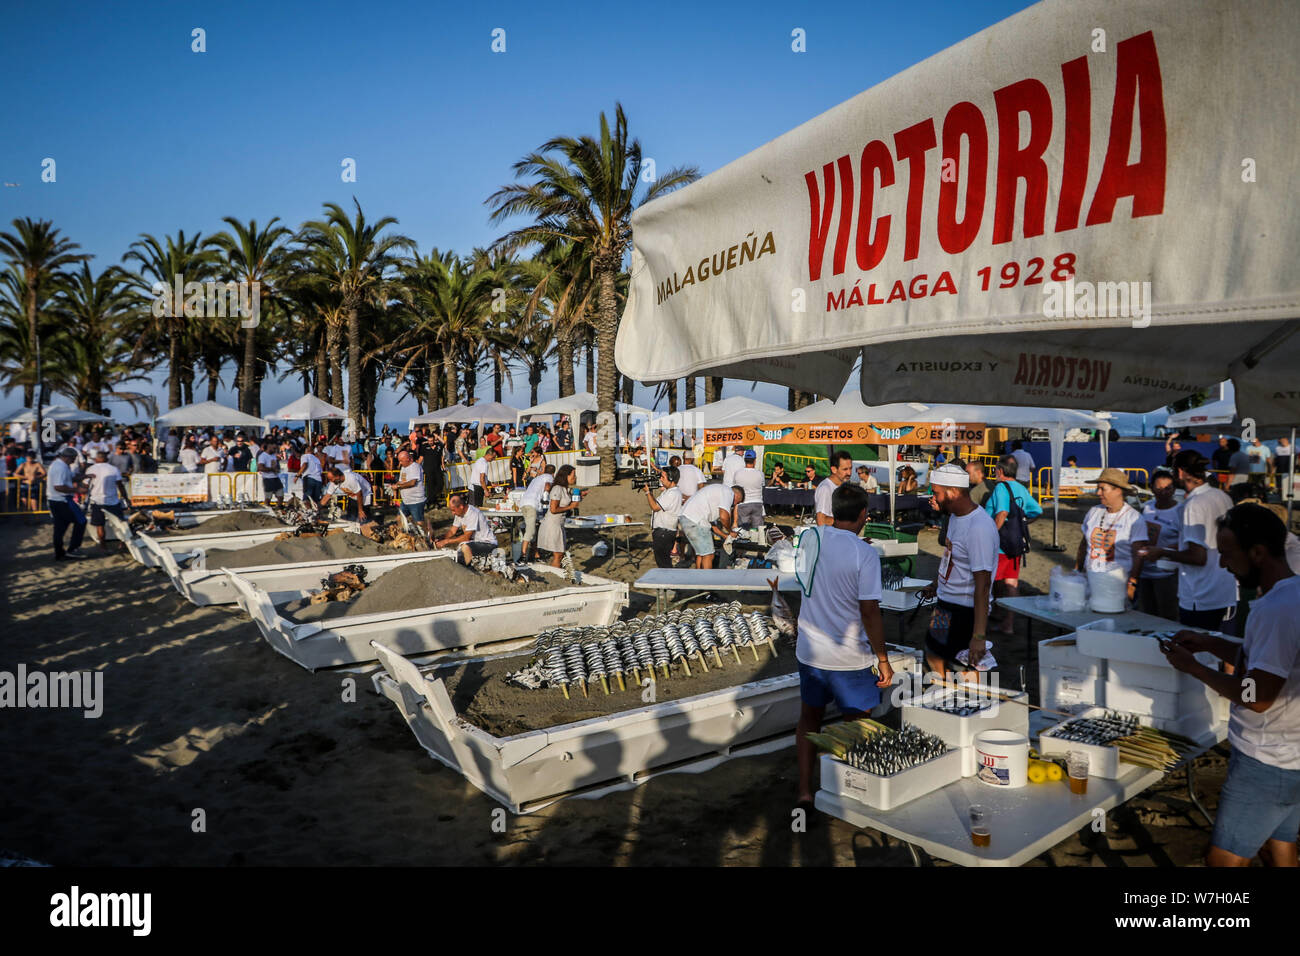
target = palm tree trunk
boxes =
[26,280,41,456]
[684,377,696,410]
[240,325,257,414]
[346,303,362,434]
[595,265,618,484]
[181,366,194,406]
[464,350,477,405]
[327,322,344,410]
[557,330,575,397]
[787,388,797,412]
[493,356,503,403]
[314,343,329,400]
[585,335,595,394]
[205,359,220,402]
[530,361,541,406]
[706,376,722,404]
[167,323,183,409]
[443,352,456,410]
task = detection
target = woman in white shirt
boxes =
[537,464,584,567]
[1074,468,1145,606]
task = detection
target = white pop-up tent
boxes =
[646,395,788,435]
[518,392,598,423]
[2,404,114,424]
[615,0,1299,432]
[265,395,348,441]
[408,401,520,437]
[156,401,268,431]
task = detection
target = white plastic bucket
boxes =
[1087,566,1127,613]
[975,730,1029,789]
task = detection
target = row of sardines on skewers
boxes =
[533,602,783,698]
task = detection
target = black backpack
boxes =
[995,484,1032,558]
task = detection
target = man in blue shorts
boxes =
[1164,503,1299,866]
[795,482,895,809]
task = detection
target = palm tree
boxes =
[206,216,298,416]
[122,230,216,409]
[0,218,90,456]
[524,242,599,400]
[48,264,144,412]
[299,199,412,433]
[398,249,496,410]
[487,103,698,483]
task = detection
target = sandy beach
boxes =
[0,489,1229,866]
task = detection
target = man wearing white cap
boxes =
[923,464,1000,676]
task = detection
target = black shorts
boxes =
[89,502,125,527]
[262,476,283,494]
[925,598,977,664]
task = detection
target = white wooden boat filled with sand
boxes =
[369,638,922,813]
[169,547,449,607]
[226,562,631,672]
[105,507,273,565]
[135,520,359,570]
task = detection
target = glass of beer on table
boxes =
[1067,751,1089,795]
[969,805,990,847]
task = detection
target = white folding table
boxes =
[816,715,1226,866]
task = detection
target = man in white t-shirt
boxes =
[298,447,324,504]
[1163,503,1300,867]
[178,439,201,473]
[199,437,226,475]
[392,448,430,538]
[519,465,555,562]
[720,447,745,487]
[468,447,497,508]
[794,480,895,807]
[326,439,351,473]
[677,481,742,569]
[645,465,683,568]
[256,445,284,505]
[435,492,499,564]
[582,425,599,457]
[323,465,372,522]
[1143,451,1239,632]
[734,451,766,528]
[47,447,88,560]
[676,454,705,500]
[85,450,129,551]
[923,464,999,677]
[815,450,853,525]
[1010,441,1035,487]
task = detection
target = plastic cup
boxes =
[1067,751,1089,794]
[969,804,990,847]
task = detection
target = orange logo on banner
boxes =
[700,422,985,446]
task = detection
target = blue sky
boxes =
[0,0,1037,422]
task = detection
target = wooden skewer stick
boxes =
[713,648,724,668]
[749,644,760,662]
[731,646,742,665]
[615,672,626,692]
[600,676,610,695]
[561,684,570,700]
[679,656,692,677]
[695,652,709,672]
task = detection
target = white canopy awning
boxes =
[265,395,348,421]
[155,401,268,430]
[1165,381,1238,430]
[615,0,1299,428]
[2,404,114,424]
[519,392,597,422]
[646,395,788,434]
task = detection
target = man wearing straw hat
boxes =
[922,464,999,677]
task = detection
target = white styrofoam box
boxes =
[1103,679,1222,727]
[1076,621,1174,666]
[1040,671,1107,711]
[1039,637,1107,678]
[1038,732,1122,779]
[901,688,1030,749]
[819,748,962,811]
[1107,658,1222,695]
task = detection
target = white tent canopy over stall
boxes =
[155,401,268,431]
[1165,382,1237,431]
[616,0,1299,433]
[408,402,520,437]
[265,395,348,441]
[646,395,788,435]
[2,405,114,424]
